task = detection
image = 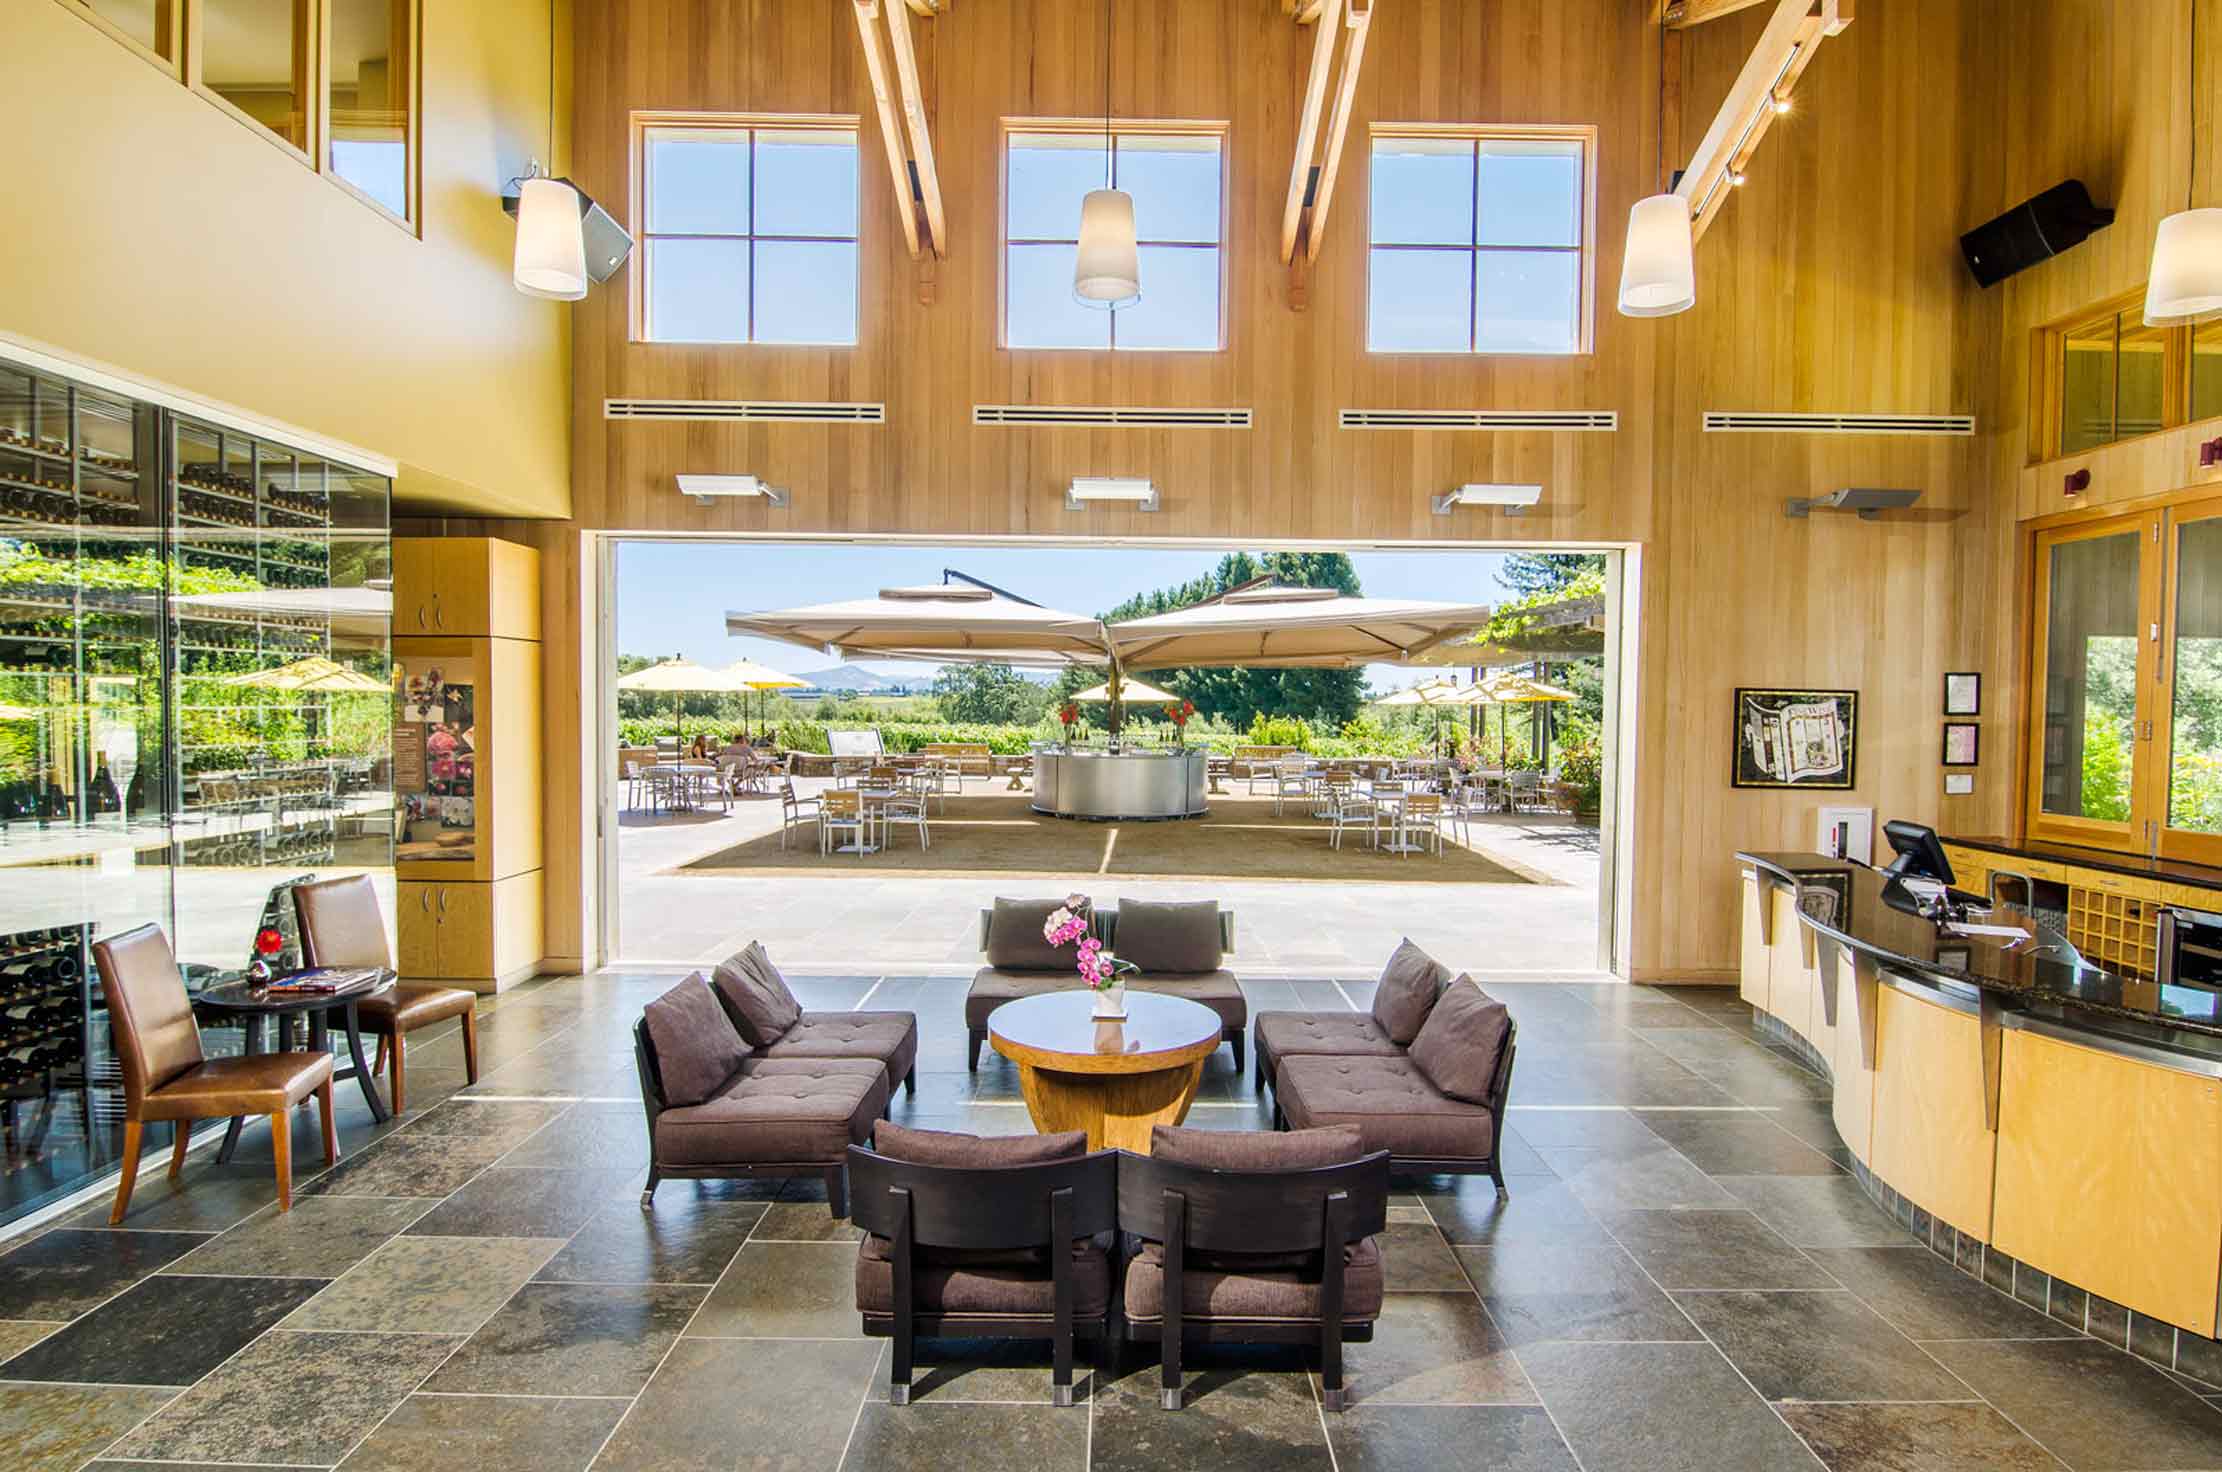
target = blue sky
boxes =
[617,542,1513,693]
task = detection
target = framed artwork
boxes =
[1944,722,1981,766]
[1944,672,1981,716]
[1944,772,1975,796]
[1732,688,1858,789]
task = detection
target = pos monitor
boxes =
[1879,820,1959,891]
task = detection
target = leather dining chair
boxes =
[95,924,336,1222]
[293,875,479,1113]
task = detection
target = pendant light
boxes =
[2145,1,2222,325]
[1619,17,1695,318]
[512,0,588,301]
[1073,0,1140,308]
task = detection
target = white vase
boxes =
[1091,983,1126,1018]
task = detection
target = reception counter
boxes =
[1736,851,2222,1380]
[1031,747,1208,821]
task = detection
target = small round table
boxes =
[195,969,396,1161]
[986,991,1222,1153]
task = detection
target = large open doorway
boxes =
[593,537,1634,980]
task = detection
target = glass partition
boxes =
[2168,510,2222,846]
[0,350,391,1230]
[2036,527,2142,827]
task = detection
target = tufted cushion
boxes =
[641,975,748,1108]
[1123,1236,1383,1324]
[1370,938,1452,1045]
[1274,1054,1497,1160]
[1407,977,1511,1105]
[1151,1124,1363,1170]
[763,1011,918,1090]
[871,1122,1087,1168]
[985,897,1090,971]
[652,1056,886,1166]
[965,967,1079,1028]
[1252,1012,1402,1078]
[710,941,803,1045]
[1112,900,1223,974]
[1126,971,1246,1030]
[855,1232,1111,1318]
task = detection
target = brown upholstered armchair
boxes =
[293,875,478,1112]
[94,924,337,1222]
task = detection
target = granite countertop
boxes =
[1736,851,2222,1047]
[1943,834,2222,893]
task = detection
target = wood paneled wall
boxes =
[454,0,2220,979]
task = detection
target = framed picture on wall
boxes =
[1731,688,1858,790]
[1944,672,1981,716]
[1944,722,1981,766]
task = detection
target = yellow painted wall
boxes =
[0,0,571,518]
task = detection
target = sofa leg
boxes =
[904,1067,917,1096]
[967,1029,985,1073]
[825,1165,848,1219]
[1491,1163,1510,1201]
[1228,1032,1245,1076]
[640,1168,660,1210]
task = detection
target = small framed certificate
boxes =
[1944,672,1981,716]
[1943,722,1981,767]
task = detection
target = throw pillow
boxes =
[641,973,748,1107]
[1370,938,1452,1045]
[1150,1124,1364,1170]
[872,1122,1089,1166]
[985,896,1090,971]
[1111,899,1222,974]
[1407,976,1512,1105]
[710,940,802,1045]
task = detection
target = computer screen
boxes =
[1880,820,1955,887]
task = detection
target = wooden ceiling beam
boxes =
[882,0,948,259]
[1671,0,1846,242]
[850,0,924,262]
[1304,0,1374,265]
[1663,0,1774,28]
[1279,0,1344,266]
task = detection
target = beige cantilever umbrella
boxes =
[1071,677,1180,704]
[726,583,1112,669]
[223,656,390,694]
[616,658,760,740]
[1105,582,1494,671]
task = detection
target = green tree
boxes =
[1496,551,1604,599]
[931,662,1051,724]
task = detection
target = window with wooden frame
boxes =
[1001,120,1227,352]
[2033,288,2214,461]
[57,0,423,229]
[2027,489,2222,865]
[1366,125,1596,356]
[632,117,861,346]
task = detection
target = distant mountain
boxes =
[787,665,935,695]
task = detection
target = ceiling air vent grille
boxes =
[603,398,885,425]
[1703,411,1976,436]
[973,404,1252,428]
[1338,409,1618,431]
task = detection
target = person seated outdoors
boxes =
[689,732,710,761]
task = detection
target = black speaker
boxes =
[1959,180,2114,288]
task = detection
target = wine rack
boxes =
[0,924,91,1103]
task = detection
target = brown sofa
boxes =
[636,950,918,1216]
[964,898,1245,1072]
[1253,940,1518,1194]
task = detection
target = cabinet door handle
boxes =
[437,888,449,916]
[419,888,431,913]
[433,594,444,630]
[415,601,427,630]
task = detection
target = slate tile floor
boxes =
[0,973,2218,1470]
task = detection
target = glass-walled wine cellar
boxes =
[0,349,392,1227]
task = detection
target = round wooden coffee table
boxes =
[986,991,1223,1153]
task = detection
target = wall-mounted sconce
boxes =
[1067,478,1159,511]
[503,161,634,300]
[677,474,789,508]
[1784,487,1922,520]
[2198,437,2222,469]
[2063,467,2091,497]
[1432,484,1542,516]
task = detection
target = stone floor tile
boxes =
[1322,1404,1579,1472]
[1597,1208,1837,1291]
[1713,1174,1910,1249]
[494,1102,651,1171]
[842,1400,1089,1472]
[1419,1178,1611,1247]
[401,1098,574,1149]
[165,1195,431,1279]
[0,1229,208,1321]
[1321,1291,1535,1405]
[67,1163,284,1234]
[750,1200,865,1243]
[1,1272,324,1386]
[1673,1289,1976,1403]
[301,1131,510,1199]
[402,1167,642,1239]
[1798,1246,2069,1342]
[335,1391,629,1472]
[1627,1113,1844,1176]
[1516,1340,1820,1472]
[1923,1337,2222,1471]
[1092,1353,1332,1471]
[282,1234,563,1334]
[1455,1239,1700,1347]
[688,1240,862,1338]
[1375,1221,1470,1291]
[1776,1402,2060,1471]
[108,1329,461,1467]
[423,1282,705,1397]
[0,1381,178,1472]
[1538,1145,1743,1211]
[590,1337,882,1471]
[0,1321,58,1361]
[535,1197,766,1285]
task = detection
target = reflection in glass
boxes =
[327,0,411,218]
[2039,531,2140,821]
[2059,314,2118,454]
[2118,318,2169,441]
[76,0,169,56]
[200,0,307,151]
[2171,517,2222,834]
[0,351,391,1232]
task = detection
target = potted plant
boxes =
[1057,701,1081,745]
[1043,896,1135,1018]
[1164,699,1194,747]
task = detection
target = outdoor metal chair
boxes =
[778,779,820,849]
[821,787,872,857]
[1272,756,1311,817]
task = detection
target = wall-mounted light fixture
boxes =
[1784,487,1922,520]
[677,474,790,508]
[1067,477,1158,511]
[503,162,634,300]
[2063,467,2092,496]
[1432,483,1542,516]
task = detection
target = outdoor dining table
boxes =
[1361,783,1433,853]
[647,762,723,812]
[195,967,394,1160]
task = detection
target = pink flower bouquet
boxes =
[1042,895,1119,992]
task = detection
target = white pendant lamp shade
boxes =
[1073,188,1141,307]
[513,176,589,302]
[2143,208,2222,325]
[1618,193,1697,318]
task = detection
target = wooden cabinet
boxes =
[1869,984,1996,1240]
[1739,871,1770,1010]
[397,873,543,990]
[1993,1029,2222,1337]
[391,537,540,640]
